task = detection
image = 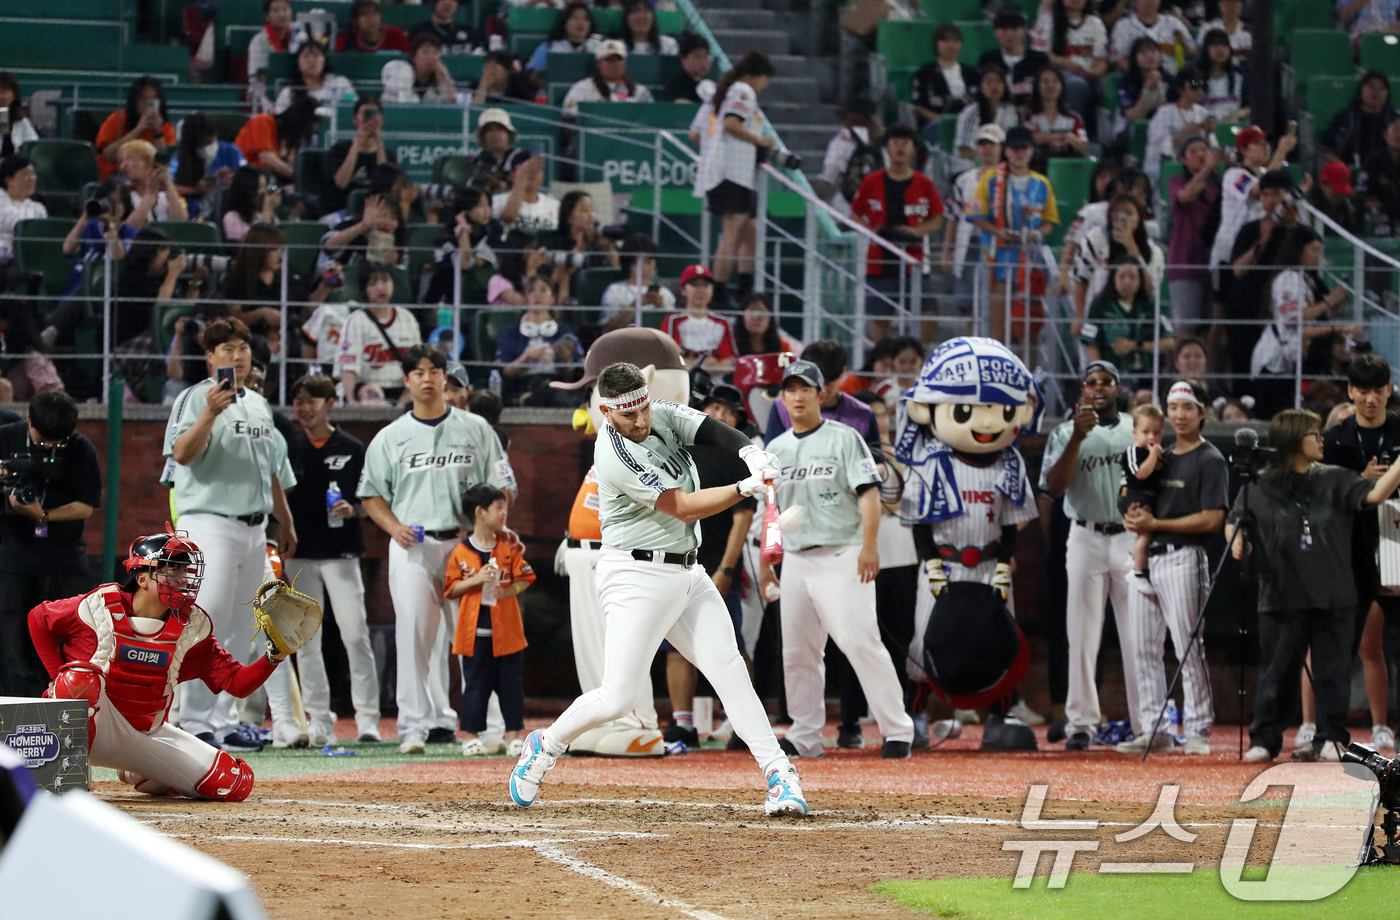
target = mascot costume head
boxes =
[895,337,1044,751]
[550,328,687,757]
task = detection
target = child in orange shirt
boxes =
[446,483,535,757]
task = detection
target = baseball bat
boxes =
[761,478,783,566]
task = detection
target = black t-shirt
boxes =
[1151,440,1228,547]
[0,422,103,573]
[115,270,164,345]
[977,47,1051,108]
[1227,219,1285,319]
[691,442,756,575]
[1358,425,1385,465]
[286,427,367,559]
[409,19,476,55]
[322,141,398,214]
[884,176,911,230]
[664,71,702,103]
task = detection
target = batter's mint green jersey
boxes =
[768,419,880,552]
[595,399,708,553]
[163,378,298,516]
[1039,414,1136,523]
[358,407,516,530]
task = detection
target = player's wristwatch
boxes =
[719,566,737,578]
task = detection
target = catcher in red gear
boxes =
[27,525,290,801]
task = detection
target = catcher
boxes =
[26,525,321,801]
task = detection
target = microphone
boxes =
[1235,427,1259,449]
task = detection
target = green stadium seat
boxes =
[0,23,187,73]
[876,21,937,68]
[14,218,80,301]
[576,101,699,130]
[473,309,521,366]
[1361,33,1400,77]
[657,10,684,35]
[624,55,677,85]
[1307,75,1362,137]
[546,52,595,86]
[20,140,98,195]
[954,20,997,66]
[280,221,329,279]
[922,0,983,21]
[940,114,959,153]
[149,221,224,257]
[21,0,137,24]
[405,223,442,284]
[1045,157,1094,246]
[1102,71,1120,113]
[507,7,560,33]
[266,51,407,84]
[575,268,624,306]
[294,149,330,208]
[1127,120,1149,164]
[1289,29,1355,84]
[1289,3,1333,29]
[593,8,624,35]
[442,55,486,83]
[205,112,250,143]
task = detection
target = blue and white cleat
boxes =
[764,764,808,817]
[509,729,557,807]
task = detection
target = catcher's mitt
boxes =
[251,578,322,657]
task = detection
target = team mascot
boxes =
[895,337,1043,751]
[548,328,688,756]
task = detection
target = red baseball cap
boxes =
[1320,161,1355,195]
[680,264,713,286]
[1235,124,1266,152]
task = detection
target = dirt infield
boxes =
[94,721,1320,920]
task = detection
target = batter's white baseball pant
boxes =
[286,558,381,730]
[738,537,765,654]
[90,691,219,798]
[389,536,459,736]
[543,547,789,775]
[780,546,915,757]
[178,513,296,739]
[1127,545,1215,739]
[564,544,659,730]
[1064,525,1143,737]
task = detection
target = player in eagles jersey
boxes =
[509,362,808,816]
[359,344,517,754]
[761,360,916,760]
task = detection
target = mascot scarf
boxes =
[893,337,1044,524]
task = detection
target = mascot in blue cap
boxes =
[895,337,1043,751]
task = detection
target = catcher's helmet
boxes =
[921,582,1029,709]
[123,523,204,621]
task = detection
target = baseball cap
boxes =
[477,107,515,136]
[1083,360,1119,383]
[680,263,713,286]
[1166,380,1206,407]
[445,364,470,389]
[595,38,627,60]
[1004,125,1034,148]
[1235,124,1266,152]
[782,359,825,389]
[1320,161,1355,195]
[702,382,749,426]
[975,123,1006,145]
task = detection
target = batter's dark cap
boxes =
[922,583,1029,709]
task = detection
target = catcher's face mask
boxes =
[124,527,205,622]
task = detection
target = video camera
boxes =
[1230,427,1277,483]
[0,453,65,510]
[1342,743,1400,865]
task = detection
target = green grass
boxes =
[92,739,502,783]
[875,868,1400,920]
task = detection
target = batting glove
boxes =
[738,444,781,479]
[737,471,771,498]
[927,559,949,597]
[992,562,1012,601]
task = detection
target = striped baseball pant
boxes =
[1126,545,1215,739]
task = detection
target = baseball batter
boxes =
[1117,381,1224,755]
[163,318,302,751]
[359,344,517,754]
[510,362,807,816]
[1040,360,1144,750]
[762,360,915,759]
[27,529,288,801]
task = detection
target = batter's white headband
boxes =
[600,386,650,411]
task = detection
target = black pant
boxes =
[837,564,919,726]
[0,566,95,697]
[1250,606,1353,756]
[1037,497,1071,706]
[458,636,524,733]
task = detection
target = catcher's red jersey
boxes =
[29,584,277,732]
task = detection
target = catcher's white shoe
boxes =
[272,719,310,749]
[510,730,558,807]
[399,730,427,755]
[308,720,335,746]
[765,764,808,817]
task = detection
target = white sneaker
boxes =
[1182,736,1210,755]
[1009,700,1046,726]
[1115,732,1173,754]
[461,737,489,756]
[953,709,980,724]
[764,764,808,816]
[1294,722,1316,750]
[1319,741,1342,762]
[399,731,427,755]
[308,720,335,746]
[509,729,557,807]
[271,719,310,749]
[507,738,525,757]
[1243,745,1274,763]
[710,718,735,740]
[1373,724,1396,753]
[356,718,382,743]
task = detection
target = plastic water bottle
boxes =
[326,483,344,529]
[1165,698,1179,737]
[481,561,499,607]
[488,368,502,395]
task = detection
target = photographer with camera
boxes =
[463,108,529,195]
[326,97,394,216]
[850,124,943,343]
[0,390,102,697]
[1231,409,1400,762]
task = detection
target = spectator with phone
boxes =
[493,275,583,405]
[542,190,619,301]
[324,97,395,216]
[1144,66,1216,188]
[319,193,409,275]
[95,76,176,182]
[118,140,188,223]
[0,73,39,159]
[337,262,423,404]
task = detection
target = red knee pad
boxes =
[195,750,255,802]
[51,660,103,715]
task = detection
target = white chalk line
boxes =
[133,811,659,837]
[532,844,734,920]
[166,833,657,850]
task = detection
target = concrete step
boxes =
[762,101,843,124]
[757,74,826,104]
[709,28,791,57]
[770,123,839,152]
[690,8,781,30]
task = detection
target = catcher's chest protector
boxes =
[92,585,194,732]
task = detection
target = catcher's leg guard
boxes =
[195,750,255,802]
